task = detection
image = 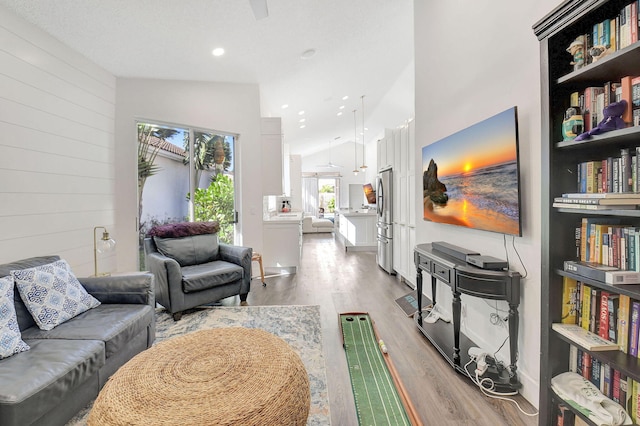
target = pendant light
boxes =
[360,95,368,172]
[352,109,359,176]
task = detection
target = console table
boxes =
[413,243,521,389]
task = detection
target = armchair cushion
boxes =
[11,260,100,331]
[181,261,243,293]
[154,234,219,267]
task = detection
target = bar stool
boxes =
[252,252,266,286]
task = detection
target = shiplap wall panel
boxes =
[0,122,111,161]
[0,8,117,276]
[0,193,114,217]
[0,74,114,133]
[0,99,113,149]
[0,145,111,178]
[0,24,115,102]
[0,50,114,119]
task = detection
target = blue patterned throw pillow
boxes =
[11,260,100,331]
[0,275,30,359]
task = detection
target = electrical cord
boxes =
[503,234,528,279]
[463,357,538,417]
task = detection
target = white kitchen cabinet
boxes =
[337,211,376,251]
[263,214,302,273]
[261,117,283,195]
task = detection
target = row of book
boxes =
[569,76,640,132]
[568,149,640,196]
[572,1,639,68]
[559,278,636,352]
[573,217,640,272]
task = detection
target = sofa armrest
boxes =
[79,273,155,307]
[144,252,184,311]
[219,244,252,294]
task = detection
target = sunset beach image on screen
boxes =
[421,107,521,236]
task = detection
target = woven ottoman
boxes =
[88,328,310,425]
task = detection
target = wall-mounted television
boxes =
[421,106,522,236]
[363,183,376,204]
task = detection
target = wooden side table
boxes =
[252,252,266,286]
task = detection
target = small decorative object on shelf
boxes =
[575,100,628,141]
[566,35,585,70]
[562,106,584,141]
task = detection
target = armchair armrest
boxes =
[79,273,155,307]
[219,244,252,293]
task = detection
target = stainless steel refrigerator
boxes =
[376,167,394,274]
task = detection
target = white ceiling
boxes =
[0,0,414,157]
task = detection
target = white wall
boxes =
[139,152,190,230]
[0,7,117,276]
[414,0,561,405]
[115,78,263,271]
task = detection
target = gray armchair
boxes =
[143,222,252,320]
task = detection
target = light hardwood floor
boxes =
[242,233,538,426]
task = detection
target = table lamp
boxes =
[94,226,116,276]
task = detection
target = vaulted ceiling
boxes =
[0,0,414,157]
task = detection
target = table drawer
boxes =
[456,272,508,299]
[431,261,452,284]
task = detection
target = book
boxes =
[552,323,620,350]
[608,294,620,342]
[553,202,636,210]
[631,301,640,356]
[591,356,602,387]
[599,291,610,340]
[581,283,592,331]
[553,196,640,205]
[564,260,640,284]
[621,76,634,125]
[562,276,579,324]
[590,288,600,334]
[563,192,640,199]
[556,403,575,426]
[619,294,631,353]
[569,344,579,372]
[614,368,622,403]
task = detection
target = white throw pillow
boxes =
[11,260,100,331]
[0,275,30,359]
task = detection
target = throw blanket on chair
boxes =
[147,222,220,238]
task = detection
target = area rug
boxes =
[394,291,430,317]
[65,305,330,426]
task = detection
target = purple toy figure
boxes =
[574,100,628,141]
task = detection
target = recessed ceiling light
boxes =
[342,96,349,100]
[212,47,225,57]
[339,105,345,110]
[299,118,306,123]
[300,125,306,129]
[337,112,343,116]
[298,110,305,115]
[281,104,289,109]
[300,49,316,59]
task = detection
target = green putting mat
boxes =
[340,313,420,426]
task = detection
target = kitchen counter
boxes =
[338,209,376,217]
[262,212,303,273]
[336,210,377,252]
[263,212,303,223]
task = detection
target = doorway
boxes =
[137,121,237,267]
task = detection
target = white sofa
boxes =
[302,215,334,233]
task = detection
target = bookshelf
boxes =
[534,1,640,425]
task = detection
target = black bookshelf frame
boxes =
[534,0,640,424]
